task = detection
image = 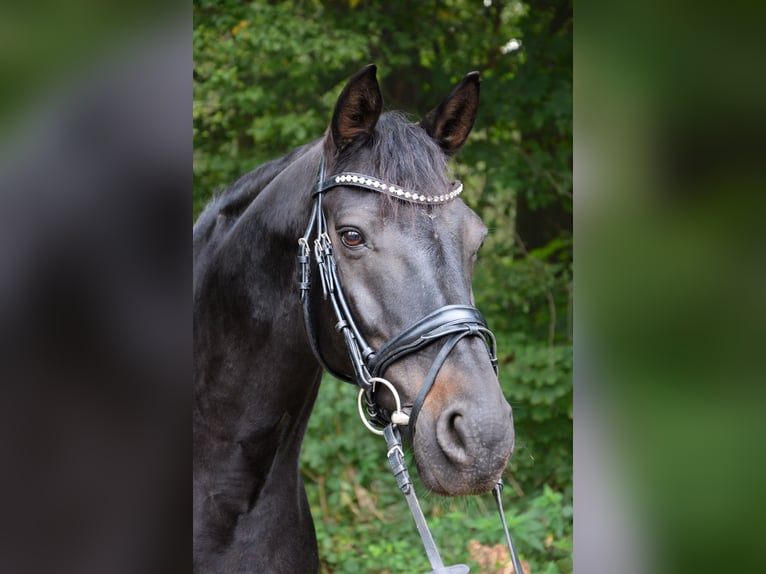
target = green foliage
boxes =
[194,0,571,570]
[193,0,371,214]
[499,338,573,497]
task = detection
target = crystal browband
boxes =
[315,172,463,204]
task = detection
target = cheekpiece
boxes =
[316,172,463,204]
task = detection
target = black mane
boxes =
[331,111,451,197]
[193,141,317,243]
[194,112,453,250]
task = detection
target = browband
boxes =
[316,172,463,204]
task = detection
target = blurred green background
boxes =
[194,1,572,572]
[4,0,764,571]
[575,1,766,573]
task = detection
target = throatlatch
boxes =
[298,156,526,573]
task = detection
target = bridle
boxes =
[298,157,497,433]
[297,155,525,574]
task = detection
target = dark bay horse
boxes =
[193,65,515,573]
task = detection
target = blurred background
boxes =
[576,1,766,573]
[193,1,572,572]
[0,3,190,574]
[3,0,764,573]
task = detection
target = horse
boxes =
[193,64,515,573]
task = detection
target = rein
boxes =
[298,156,525,574]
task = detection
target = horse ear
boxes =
[420,71,480,155]
[330,64,383,152]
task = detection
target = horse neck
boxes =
[194,142,324,441]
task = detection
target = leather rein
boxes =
[297,156,525,574]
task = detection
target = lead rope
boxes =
[493,480,526,574]
[380,423,526,574]
[383,424,470,574]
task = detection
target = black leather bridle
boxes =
[297,156,524,574]
[298,156,497,435]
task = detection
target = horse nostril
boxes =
[436,407,470,466]
[448,412,466,449]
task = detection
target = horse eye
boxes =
[340,229,364,248]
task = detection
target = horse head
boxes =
[308,65,515,496]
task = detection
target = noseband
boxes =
[297,155,523,574]
[298,157,497,435]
